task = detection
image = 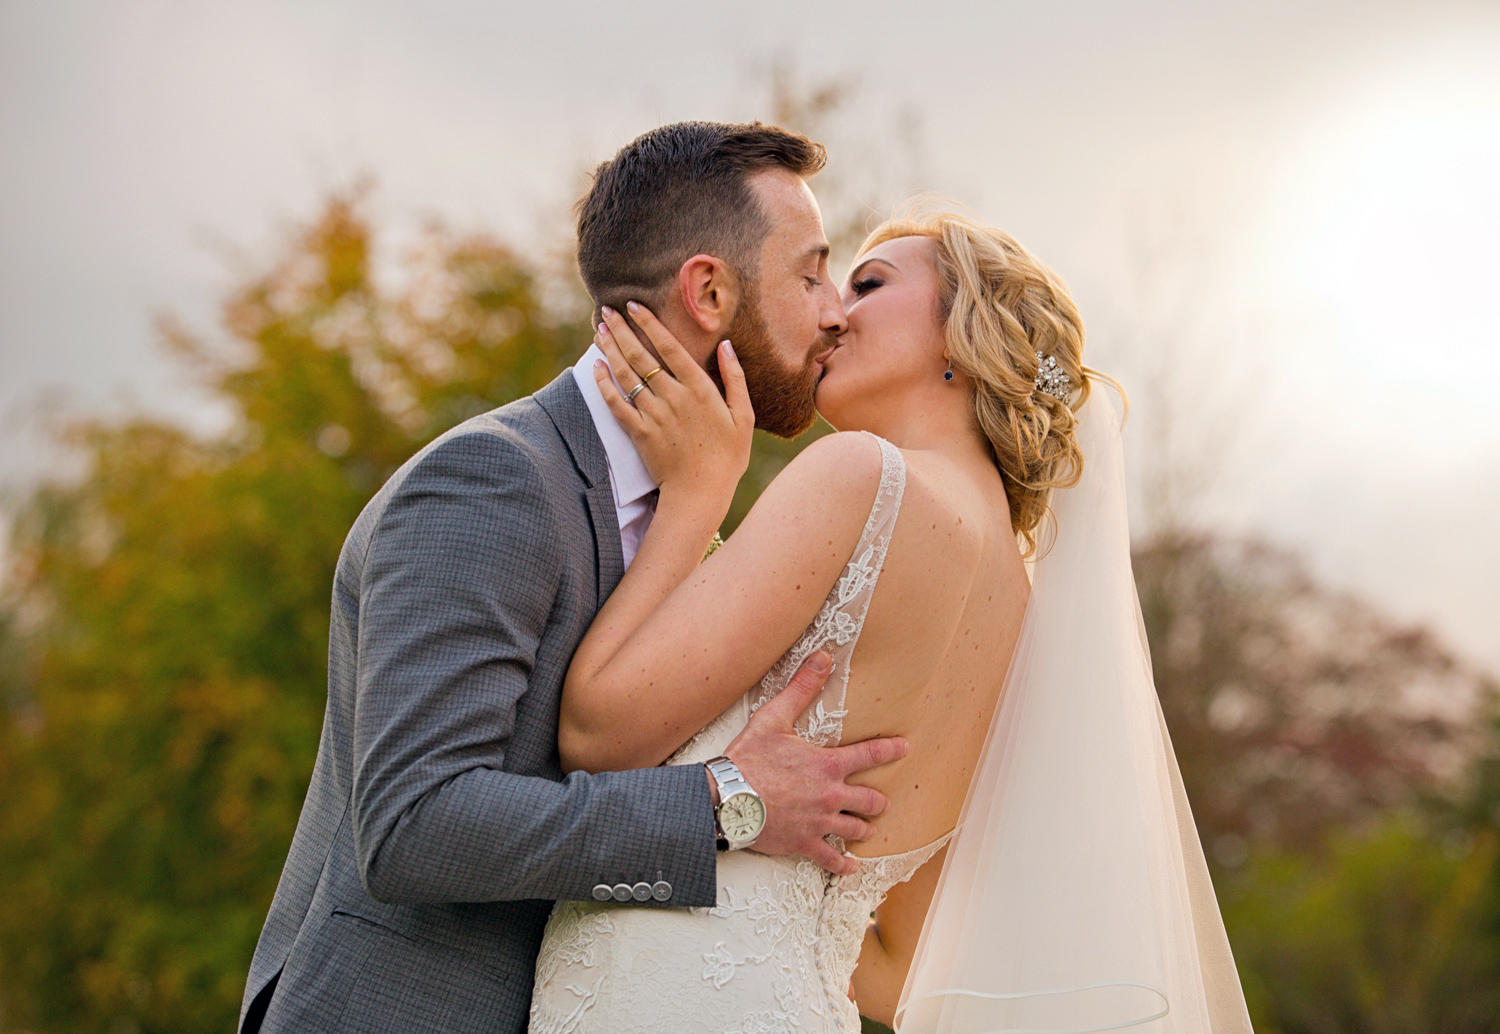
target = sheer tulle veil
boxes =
[895,388,1254,1034]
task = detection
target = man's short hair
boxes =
[575,121,826,312]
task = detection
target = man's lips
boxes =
[813,357,839,388]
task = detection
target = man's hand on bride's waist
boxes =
[710,650,909,877]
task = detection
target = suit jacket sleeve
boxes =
[349,429,718,907]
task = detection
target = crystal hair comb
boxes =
[1034,351,1072,402]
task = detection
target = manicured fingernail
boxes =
[594,359,604,370]
[810,650,831,672]
[600,305,614,318]
[721,339,735,358]
[598,322,608,336]
[626,300,640,313]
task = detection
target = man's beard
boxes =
[705,293,826,439]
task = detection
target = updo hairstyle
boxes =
[858,204,1117,557]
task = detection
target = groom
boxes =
[238,121,906,1033]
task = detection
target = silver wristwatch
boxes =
[704,755,766,850]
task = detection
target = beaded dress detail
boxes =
[530,434,951,1034]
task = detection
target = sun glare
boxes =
[1284,63,1500,415]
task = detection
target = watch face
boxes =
[720,792,766,842]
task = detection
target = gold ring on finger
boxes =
[640,366,664,385]
[624,381,647,404]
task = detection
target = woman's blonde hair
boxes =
[858,202,1119,557]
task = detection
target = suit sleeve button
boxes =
[591,884,613,902]
[611,883,633,902]
[631,882,653,901]
[652,880,673,902]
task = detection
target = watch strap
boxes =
[706,755,749,793]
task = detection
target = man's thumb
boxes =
[755,650,832,726]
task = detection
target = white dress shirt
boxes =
[570,344,660,570]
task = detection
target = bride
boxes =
[529,206,1252,1034]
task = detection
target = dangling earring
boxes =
[943,358,954,382]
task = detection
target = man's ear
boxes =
[678,254,740,335]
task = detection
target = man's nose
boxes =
[821,283,849,337]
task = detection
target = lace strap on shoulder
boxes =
[865,435,907,542]
[752,434,907,744]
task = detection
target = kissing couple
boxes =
[238,121,1254,1034]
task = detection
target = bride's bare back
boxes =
[838,445,1029,858]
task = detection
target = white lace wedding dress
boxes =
[530,434,950,1034]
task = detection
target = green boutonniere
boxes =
[703,532,725,562]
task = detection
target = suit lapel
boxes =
[584,486,624,602]
[534,372,625,603]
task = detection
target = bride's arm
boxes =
[851,845,948,1028]
[562,435,880,773]
[560,307,883,774]
[555,306,755,753]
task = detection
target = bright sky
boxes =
[1,0,1497,669]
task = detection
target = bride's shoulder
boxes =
[788,430,884,471]
[775,431,884,500]
[738,432,885,537]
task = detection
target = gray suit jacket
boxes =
[241,372,718,1033]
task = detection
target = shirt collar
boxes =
[570,344,659,510]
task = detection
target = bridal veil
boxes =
[895,389,1254,1034]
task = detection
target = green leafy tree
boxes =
[0,193,586,1033]
[1222,819,1500,1034]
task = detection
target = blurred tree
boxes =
[0,192,586,1033]
[1136,531,1498,859]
